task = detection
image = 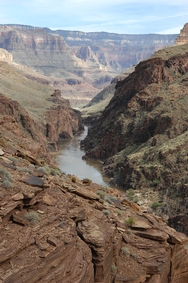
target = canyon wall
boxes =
[0,31,188,281]
[82,42,188,235]
[0,95,188,282]
[0,24,178,106]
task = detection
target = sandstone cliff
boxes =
[0,48,13,62]
[0,24,177,106]
[82,43,188,235]
[175,22,188,45]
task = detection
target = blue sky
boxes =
[0,0,187,34]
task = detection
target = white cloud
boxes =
[0,0,187,34]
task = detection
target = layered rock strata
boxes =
[175,23,188,45]
[46,90,83,149]
[0,59,83,151]
[0,24,178,106]
[82,43,188,234]
[0,137,188,283]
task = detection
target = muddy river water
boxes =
[56,126,110,186]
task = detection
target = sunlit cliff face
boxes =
[175,22,188,45]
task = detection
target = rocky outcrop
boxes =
[175,23,188,45]
[46,94,84,147]
[82,43,188,234]
[0,48,13,62]
[0,90,83,154]
[0,59,84,151]
[0,136,188,282]
[0,94,48,158]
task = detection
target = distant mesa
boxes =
[175,23,188,45]
[0,24,178,107]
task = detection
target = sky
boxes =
[0,0,188,34]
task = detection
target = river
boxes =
[56,126,110,186]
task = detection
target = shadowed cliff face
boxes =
[82,43,188,234]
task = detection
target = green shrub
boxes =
[2,178,12,188]
[111,264,117,273]
[43,164,50,174]
[116,209,122,216]
[104,195,113,204]
[127,189,135,201]
[125,216,135,227]
[97,190,105,199]
[151,179,160,187]
[82,178,92,185]
[133,197,139,203]
[50,168,61,176]
[42,164,61,176]
[25,211,40,225]
[71,176,76,183]
[0,167,13,188]
[8,156,18,163]
[151,202,162,210]
[121,247,130,255]
[0,167,13,181]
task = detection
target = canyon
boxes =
[0,23,188,282]
[0,24,177,106]
[0,90,188,282]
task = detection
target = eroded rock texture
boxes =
[46,90,83,147]
[0,24,177,107]
[0,91,188,283]
[0,48,13,62]
[82,43,188,234]
[175,23,188,45]
[0,146,188,283]
[0,89,83,153]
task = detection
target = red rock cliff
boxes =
[82,43,188,235]
[45,90,84,149]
